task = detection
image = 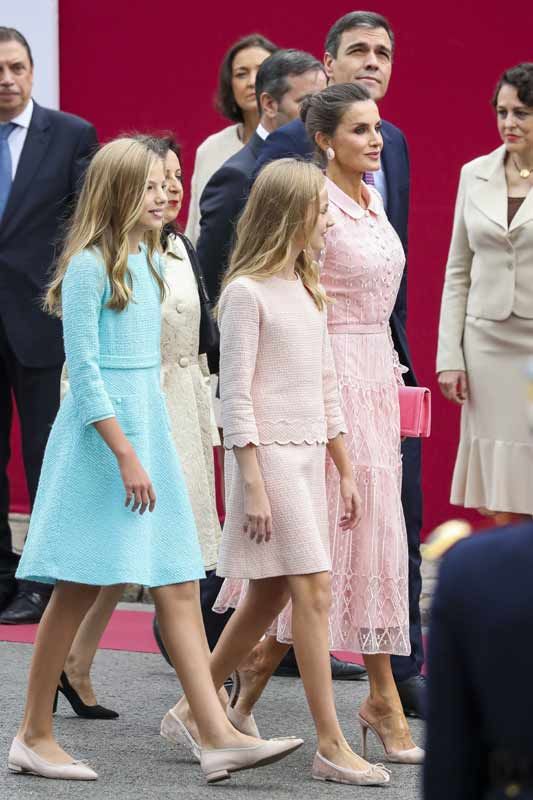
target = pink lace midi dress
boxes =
[215,274,346,580]
[323,178,410,655]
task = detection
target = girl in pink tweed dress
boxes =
[203,158,390,786]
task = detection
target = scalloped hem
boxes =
[451,436,533,514]
[224,436,329,449]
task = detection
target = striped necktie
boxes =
[0,122,17,220]
[363,171,375,186]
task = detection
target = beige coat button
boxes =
[176,303,185,313]
[179,356,189,368]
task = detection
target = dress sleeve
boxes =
[387,324,409,386]
[219,281,260,449]
[61,250,115,427]
[322,314,346,440]
[436,167,473,373]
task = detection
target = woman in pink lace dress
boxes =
[306,83,422,762]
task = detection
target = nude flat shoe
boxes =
[226,671,261,737]
[312,751,390,786]
[160,708,201,762]
[201,737,304,784]
[359,713,425,764]
[7,738,97,781]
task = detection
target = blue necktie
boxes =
[0,122,17,221]
[363,171,375,185]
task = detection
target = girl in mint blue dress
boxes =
[9,137,298,784]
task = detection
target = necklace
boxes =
[512,157,533,179]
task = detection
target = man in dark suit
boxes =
[243,12,425,712]
[425,519,533,799]
[196,48,326,303]
[0,28,98,623]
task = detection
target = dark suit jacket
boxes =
[0,102,98,368]
[253,118,415,385]
[424,521,533,800]
[196,131,265,304]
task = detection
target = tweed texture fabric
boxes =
[215,274,345,580]
[17,247,205,588]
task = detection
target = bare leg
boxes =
[152,581,262,750]
[17,581,100,763]
[64,584,124,704]
[234,636,290,715]
[361,653,415,751]
[287,572,370,771]
[171,577,289,734]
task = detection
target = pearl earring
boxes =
[326,147,335,161]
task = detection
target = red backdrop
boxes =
[7,0,532,535]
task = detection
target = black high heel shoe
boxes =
[53,671,119,719]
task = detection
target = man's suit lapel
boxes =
[248,131,265,160]
[1,102,52,235]
[380,122,399,227]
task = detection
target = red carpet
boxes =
[0,609,425,667]
[0,610,158,654]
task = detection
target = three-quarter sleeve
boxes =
[322,315,346,440]
[219,281,260,449]
[436,168,474,373]
[61,250,115,427]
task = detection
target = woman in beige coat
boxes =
[437,62,533,518]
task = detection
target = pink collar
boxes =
[325,176,382,220]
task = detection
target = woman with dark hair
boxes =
[185,34,277,244]
[437,62,533,521]
[54,134,222,720]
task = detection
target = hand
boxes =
[438,370,468,405]
[339,476,363,530]
[118,448,156,514]
[243,481,272,544]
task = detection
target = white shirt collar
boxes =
[256,123,270,141]
[11,98,34,129]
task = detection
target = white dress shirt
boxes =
[256,123,270,141]
[373,167,388,212]
[7,98,34,179]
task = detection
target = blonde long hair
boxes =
[221,158,328,310]
[45,137,165,316]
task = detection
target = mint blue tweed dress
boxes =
[16,247,205,587]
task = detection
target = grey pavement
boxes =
[0,640,423,800]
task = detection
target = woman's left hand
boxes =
[339,477,363,530]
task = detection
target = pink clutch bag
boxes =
[399,386,431,438]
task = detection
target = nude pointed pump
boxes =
[201,737,303,784]
[312,751,390,785]
[359,713,425,764]
[8,738,98,781]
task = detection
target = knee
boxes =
[292,574,331,616]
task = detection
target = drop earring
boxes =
[326,147,335,161]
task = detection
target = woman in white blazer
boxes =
[185,33,277,245]
[437,62,533,518]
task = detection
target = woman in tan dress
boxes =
[437,62,533,520]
